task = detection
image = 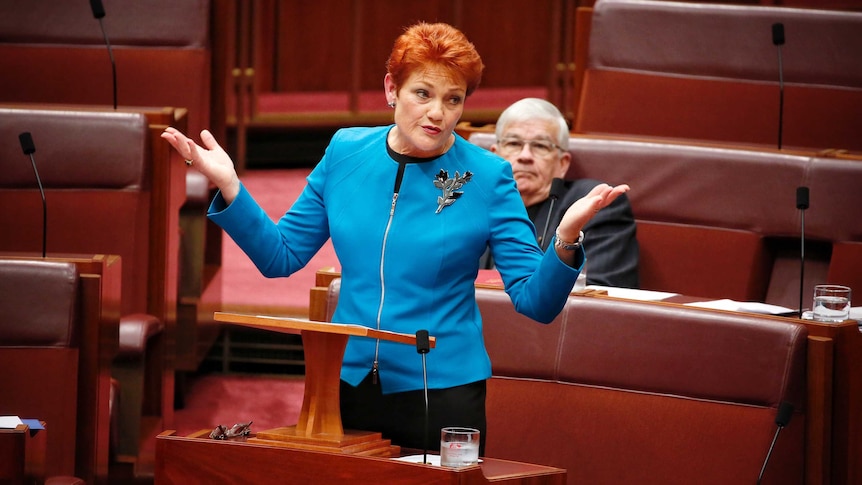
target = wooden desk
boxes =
[212,313,435,456]
[579,289,862,485]
[0,423,47,484]
[155,430,565,485]
[0,254,120,483]
[310,269,862,485]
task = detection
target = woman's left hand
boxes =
[556,183,630,248]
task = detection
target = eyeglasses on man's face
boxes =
[497,137,563,158]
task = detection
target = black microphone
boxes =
[772,23,785,150]
[415,329,431,464]
[796,186,809,318]
[539,178,566,250]
[757,401,794,484]
[90,0,117,110]
[90,0,105,18]
[18,132,47,258]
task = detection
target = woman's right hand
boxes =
[161,127,241,203]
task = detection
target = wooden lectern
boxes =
[155,429,566,484]
[212,312,435,456]
[159,312,565,484]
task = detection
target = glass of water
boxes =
[440,427,480,467]
[812,285,851,323]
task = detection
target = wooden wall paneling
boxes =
[216,0,255,171]
[252,0,277,97]
[555,0,578,121]
[272,0,353,93]
[455,0,562,125]
[355,1,459,92]
[570,5,592,130]
[458,0,553,90]
[248,0,360,124]
[210,0,237,142]
[349,0,362,114]
[237,0,255,172]
[231,0,571,130]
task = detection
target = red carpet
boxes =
[169,169,325,442]
[174,373,305,437]
[220,167,340,318]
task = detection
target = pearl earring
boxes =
[388,101,396,108]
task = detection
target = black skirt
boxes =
[340,372,487,455]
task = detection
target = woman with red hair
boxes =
[162,21,626,455]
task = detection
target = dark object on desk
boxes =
[209,421,253,440]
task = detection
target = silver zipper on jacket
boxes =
[372,191,399,384]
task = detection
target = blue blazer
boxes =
[209,126,582,393]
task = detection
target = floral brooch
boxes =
[433,169,473,214]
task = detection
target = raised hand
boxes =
[161,127,241,203]
[555,183,630,261]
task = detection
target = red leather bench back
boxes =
[480,288,808,484]
[0,1,211,137]
[574,0,862,152]
[316,275,809,483]
[0,259,79,347]
[0,108,151,316]
[469,132,862,307]
[0,259,81,477]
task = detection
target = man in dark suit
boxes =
[482,98,640,288]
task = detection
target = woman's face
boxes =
[385,66,466,157]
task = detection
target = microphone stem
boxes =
[799,211,805,317]
[98,18,117,110]
[758,426,783,485]
[29,154,47,258]
[540,198,557,251]
[777,46,784,150]
[421,353,429,464]
[111,53,118,110]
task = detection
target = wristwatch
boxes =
[554,230,584,251]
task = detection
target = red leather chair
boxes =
[572,0,862,152]
[0,0,222,377]
[0,106,179,472]
[0,259,86,482]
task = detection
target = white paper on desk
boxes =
[849,307,862,321]
[684,299,794,315]
[393,455,482,466]
[394,454,442,466]
[585,285,678,301]
[0,416,23,429]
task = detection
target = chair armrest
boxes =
[116,313,164,360]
